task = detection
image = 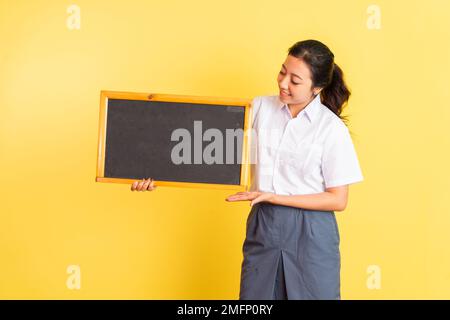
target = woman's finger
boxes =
[230,192,246,197]
[147,178,157,191]
[137,179,146,191]
[131,181,138,191]
[142,178,151,191]
[229,198,248,202]
[226,195,248,201]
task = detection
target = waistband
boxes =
[255,202,334,215]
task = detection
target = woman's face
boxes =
[277,55,319,106]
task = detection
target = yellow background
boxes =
[1,0,449,299]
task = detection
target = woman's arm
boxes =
[269,185,349,211]
[226,185,349,212]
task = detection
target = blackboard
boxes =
[96,91,252,190]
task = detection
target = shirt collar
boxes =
[278,92,321,123]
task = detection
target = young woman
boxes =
[131,39,363,300]
[225,39,363,300]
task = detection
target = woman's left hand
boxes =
[225,191,276,206]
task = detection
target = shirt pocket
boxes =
[284,142,323,173]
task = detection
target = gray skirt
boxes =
[239,202,341,300]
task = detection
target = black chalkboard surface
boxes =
[96,91,252,190]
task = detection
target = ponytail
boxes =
[321,62,351,122]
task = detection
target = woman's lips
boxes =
[280,90,291,96]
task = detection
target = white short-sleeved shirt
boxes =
[248,93,364,195]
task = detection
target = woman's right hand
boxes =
[131,178,157,192]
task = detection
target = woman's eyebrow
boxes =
[282,64,303,80]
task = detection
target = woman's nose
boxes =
[279,76,289,89]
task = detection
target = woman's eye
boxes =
[279,71,299,85]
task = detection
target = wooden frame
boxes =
[96,90,253,191]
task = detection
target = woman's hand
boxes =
[225,191,275,206]
[131,178,157,192]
